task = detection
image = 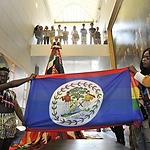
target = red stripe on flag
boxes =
[36,67,129,79]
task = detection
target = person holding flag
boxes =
[129,48,150,150]
[45,36,64,75]
[0,67,36,150]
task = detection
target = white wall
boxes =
[0,0,51,74]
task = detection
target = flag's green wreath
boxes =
[51,81,103,125]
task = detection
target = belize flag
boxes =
[24,67,143,131]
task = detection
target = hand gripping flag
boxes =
[24,67,143,131]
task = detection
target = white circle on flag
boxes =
[49,80,103,126]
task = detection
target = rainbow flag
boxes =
[24,67,143,131]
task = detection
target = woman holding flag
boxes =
[129,48,150,150]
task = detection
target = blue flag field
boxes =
[24,67,143,131]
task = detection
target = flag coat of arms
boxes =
[24,67,143,131]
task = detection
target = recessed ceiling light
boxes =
[35,2,38,8]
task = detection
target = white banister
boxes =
[30,44,109,57]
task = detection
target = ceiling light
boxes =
[35,2,38,8]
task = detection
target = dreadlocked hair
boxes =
[0,67,10,73]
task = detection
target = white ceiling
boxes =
[45,0,103,23]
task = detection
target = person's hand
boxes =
[29,73,37,81]
[128,65,138,74]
